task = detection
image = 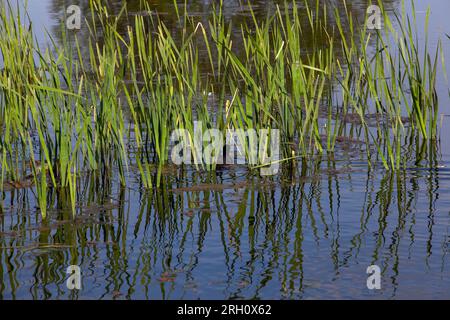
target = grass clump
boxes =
[0,0,446,218]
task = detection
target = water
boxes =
[1,0,449,300]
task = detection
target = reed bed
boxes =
[0,0,445,218]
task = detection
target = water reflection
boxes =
[0,151,449,299]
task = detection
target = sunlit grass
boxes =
[0,0,446,219]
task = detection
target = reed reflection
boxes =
[0,147,449,299]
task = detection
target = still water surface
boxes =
[1,0,449,299]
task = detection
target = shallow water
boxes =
[1,157,449,299]
[1,0,449,300]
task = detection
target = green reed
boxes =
[0,0,446,218]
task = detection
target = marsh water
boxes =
[1,0,450,299]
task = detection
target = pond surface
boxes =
[1,0,450,300]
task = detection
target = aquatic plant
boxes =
[0,0,446,219]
